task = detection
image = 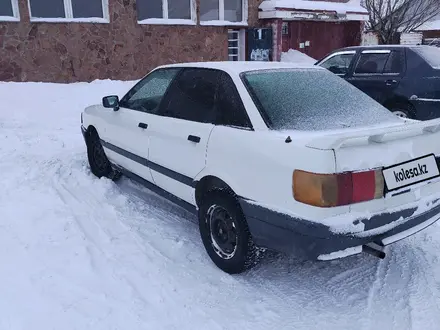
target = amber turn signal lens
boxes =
[293,170,339,207]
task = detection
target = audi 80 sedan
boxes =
[81,61,440,274]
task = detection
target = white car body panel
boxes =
[85,104,154,182]
[146,114,215,205]
[196,126,351,221]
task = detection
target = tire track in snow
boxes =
[405,238,440,330]
[360,235,440,330]
[45,157,253,328]
[20,155,177,315]
[49,176,179,323]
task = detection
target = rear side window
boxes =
[354,52,390,74]
[383,50,405,74]
[215,72,252,128]
[241,69,401,131]
[159,68,221,123]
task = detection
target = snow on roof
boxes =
[259,0,368,14]
[415,19,440,32]
[157,61,322,74]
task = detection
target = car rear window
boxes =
[412,46,440,69]
[240,68,401,131]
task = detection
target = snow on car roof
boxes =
[259,0,368,14]
[157,61,322,74]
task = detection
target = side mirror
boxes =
[102,95,120,111]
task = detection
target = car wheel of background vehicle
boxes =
[198,189,260,274]
[387,102,415,119]
[86,130,121,181]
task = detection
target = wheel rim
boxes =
[206,205,238,260]
[392,110,408,118]
[92,140,108,172]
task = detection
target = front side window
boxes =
[158,68,221,123]
[137,0,195,22]
[29,0,108,21]
[320,52,355,75]
[241,69,400,131]
[0,0,19,21]
[120,68,180,113]
[200,0,245,23]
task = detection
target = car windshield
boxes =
[240,68,401,131]
[412,46,440,69]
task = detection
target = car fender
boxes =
[82,104,108,137]
[194,167,243,198]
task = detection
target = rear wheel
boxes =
[198,189,260,274]
[86,130,121,181]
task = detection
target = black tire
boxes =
[198,188,260,274]
[86,130,121,181]
[387,102,415,119]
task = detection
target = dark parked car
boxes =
[315,45,440,120]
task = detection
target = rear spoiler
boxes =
[305,118,440,150]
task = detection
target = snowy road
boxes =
[1,80,440,330]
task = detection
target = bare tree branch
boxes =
[362,0,440,44]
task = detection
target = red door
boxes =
[287,20,361,60]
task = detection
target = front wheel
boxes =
[86,130,121,181]
[198,189,260,274]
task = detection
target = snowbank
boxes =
[281,49,317,65]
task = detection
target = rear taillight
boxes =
[293,169,384,207]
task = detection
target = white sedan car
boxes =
[81,61,440,274]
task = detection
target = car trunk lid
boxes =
[304,119,440,210]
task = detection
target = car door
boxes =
[99,67,181,183]
[146,68,221,205]
[317,50,357,78]
[346,49,406,104]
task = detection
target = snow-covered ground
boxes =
[1,80,440,330]
[281,49,317,64]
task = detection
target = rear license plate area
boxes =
[382,154,440,192]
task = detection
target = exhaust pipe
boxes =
[362,243,386,259]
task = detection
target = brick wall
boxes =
[0,0,260,82]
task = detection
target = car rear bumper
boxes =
[239,197,440,260]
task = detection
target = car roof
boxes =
[155,61,322,74]
[335,44,433,52]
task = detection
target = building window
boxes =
[200,0,247,26]
[137,0,196,25]
[28,0,109,23]
[282,22,289,35]
[0,0,20,21]
[228,29,245,61]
